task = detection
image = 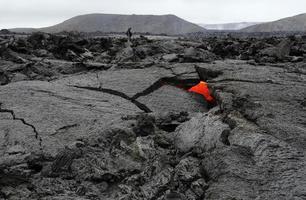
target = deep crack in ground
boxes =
[71,85,153,113]
[0,103,42,146]
[132,77,200,100]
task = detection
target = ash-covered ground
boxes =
[0,32,306,200]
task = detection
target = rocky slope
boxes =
[0,32,306,199]
[243,13,306,32]
[37,14,206,35]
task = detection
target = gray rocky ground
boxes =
[0,32,306,199]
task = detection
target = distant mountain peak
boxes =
[38,13,206,35]
[242,13,306,32]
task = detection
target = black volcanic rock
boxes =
[196,60,306,199]
[0,32,306,200]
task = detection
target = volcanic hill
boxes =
[38,13,206,35]
[242,13,306,32]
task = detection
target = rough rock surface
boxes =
[196,60,306,200]
[0,32,306,199]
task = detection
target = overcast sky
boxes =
[1,0,306,29]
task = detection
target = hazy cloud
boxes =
[1,0,306,29]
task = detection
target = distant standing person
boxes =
[126,27,132,41]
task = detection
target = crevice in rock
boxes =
[0,70,10,85]
[27,162,43,173]
[132,77,200,100]
[51,124,79,136]
[71,85,152,113]
[158,124,180,133]
[220,129,231,146]
[0,172,29,187]
[0,103,42,146]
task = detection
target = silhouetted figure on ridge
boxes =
[126,27,132,42]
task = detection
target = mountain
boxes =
[38,13,205,35]
[199,22,261,30]
[242,13,306,32]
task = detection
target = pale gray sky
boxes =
[0,0,306,29]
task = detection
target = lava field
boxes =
[0,32,306,200]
